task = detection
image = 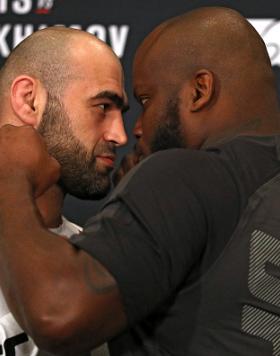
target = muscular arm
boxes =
[0,126,240,355]
[0,179,126,355]
[0,126,127,355]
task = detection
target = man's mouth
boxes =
[96,154,116,168]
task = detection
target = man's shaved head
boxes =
[137,7,271,81]
[133,7,280,154]
[0,27,117,98]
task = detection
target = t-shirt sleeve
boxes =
[70,148,238,324]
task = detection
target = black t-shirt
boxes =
[71,136,280,355]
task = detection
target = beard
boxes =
[38,94,115,200]
[150,96,186,153]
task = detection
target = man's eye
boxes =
[140,97,149,106]
[98,104,109,111]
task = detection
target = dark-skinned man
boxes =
[114,6,280,182]
[0,6,280,356]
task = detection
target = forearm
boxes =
[0,178,126,354]
[0,177,65,331]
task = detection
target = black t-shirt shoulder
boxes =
[71,137,280,325]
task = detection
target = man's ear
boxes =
[190,69,215,112]
[10,75,47,128]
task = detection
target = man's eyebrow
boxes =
[92,91,129,113]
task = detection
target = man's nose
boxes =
[104,114,128,146]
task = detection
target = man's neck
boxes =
[35,184,65,228]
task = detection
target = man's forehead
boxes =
[133,51,172,91]
[134,39,172,79]
[70,54,124,93]
[69,36,122,78]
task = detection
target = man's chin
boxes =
[95,158,115,173]
[59,177,111,200]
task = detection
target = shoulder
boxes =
[208,135,278,162]
[108,147,239,222]
[117,148,228,186]
[112,147,236,201]
[110,136,280,211]
[121,135,273,185]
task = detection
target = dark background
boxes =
[1,0,280,225]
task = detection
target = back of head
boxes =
[134,7,280,143]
